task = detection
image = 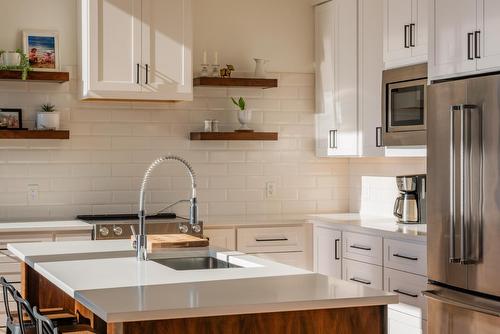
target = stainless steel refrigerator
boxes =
[426,74,500,333]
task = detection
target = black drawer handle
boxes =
[394,289,418,298]
[350,277,371,285]
[350,244,371,251]
[255,237,288,242]
[393,253,418,261]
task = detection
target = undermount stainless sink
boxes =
[152,256,242,270]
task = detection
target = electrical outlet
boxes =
[266,182,276,199]
[28,184,39,204]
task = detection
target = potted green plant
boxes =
[231,97,252,131]
[37,103,60,130]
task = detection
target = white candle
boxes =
[203,51,207,64]
[214,51,219,65]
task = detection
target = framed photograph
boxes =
[22,30,60,71]
[0,109,23,129]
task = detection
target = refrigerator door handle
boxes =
[449,105,460,263]
[423,290,500,317]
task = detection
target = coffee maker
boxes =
[393,174,426,224]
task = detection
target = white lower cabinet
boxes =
[204,228,236,250]
[254,252,307,269]
[342,258,383,290]
[313,226,342,278]
[389,308,427,334]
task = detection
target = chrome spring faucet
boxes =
[136,155,198,261]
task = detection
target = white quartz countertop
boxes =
[8,240,398,322]
[307,213,426,242]
[0,220,92,233]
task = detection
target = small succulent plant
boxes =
[40,103,56,112]
[231,97,246,111]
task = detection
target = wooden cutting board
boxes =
[131,234,209,250]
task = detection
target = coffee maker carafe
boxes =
[394,175,426,224]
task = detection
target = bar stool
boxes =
[33,307,94,334]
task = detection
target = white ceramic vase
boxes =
[1,52,21,66]
[237,109,252,130]
[253,58,269,78]
[37,112,60,130]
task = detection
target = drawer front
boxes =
[342,258,383,290]
[385,239,427,276]
[0,233,53,249]
[385,268,428,319]
[0,274,21,284]
[388,309,426,334]
[342,232,383,265]
[237,226,304,253]
[54,232,92,241]
[0,250,19,264]
[0,262,20,274]
[204,228,236,250]
[255,252,306,269]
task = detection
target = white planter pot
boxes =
[237,109,252,130]
[37,112,60,130]
[1,52,21,66]
[253,58,269,78]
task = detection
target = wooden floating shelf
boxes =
[193,77,278,89]
[0,130,70,139]
[0,70,70,83]
[190,131,278,141]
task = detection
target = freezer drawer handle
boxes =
[255,237,288,242]
[350,277,371,285]
[393,289,418,298]
[423,290,500,317]
[392,253,418,261]
[350,244,371,251]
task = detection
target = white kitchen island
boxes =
[9,240,397,334]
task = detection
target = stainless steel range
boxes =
[76,213,203,240]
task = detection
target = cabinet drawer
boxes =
[342,232,383,265]
[54,232,92,241]
[388,308,426,334]
[204,228,236,250]
[385,268,427,319]
[0,274,21,284]
[342,258,383,290]
[385,239,427,276]
[0,233,53,249]
[254,252,306,269]
[0,250,19,264]
[0,262,20,274]
[237,226,304,253]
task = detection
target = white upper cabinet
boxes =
[79,0,193,101]
[429,0,500,81]
[315,0,384,157]
[383,0,428,69]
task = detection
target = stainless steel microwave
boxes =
[381,63,427,146]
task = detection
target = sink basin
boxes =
[152,256,242,270]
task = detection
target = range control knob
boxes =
[179,224,189,234]
[113,226,123,236]
[99,226,110,237]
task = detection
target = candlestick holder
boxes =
[200,64,209,77]
[211,64,221,77]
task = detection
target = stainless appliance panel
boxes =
[427,79,468,289]
[424,285,500,334]
[465,75,500,297]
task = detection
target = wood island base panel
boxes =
[22,264,386,334]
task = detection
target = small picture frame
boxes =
[0,109,23,129]
[22,30,60,71]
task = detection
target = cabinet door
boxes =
[410,0,428,59]
[383,0,413,68]
[313,226,342,278]
[141,0,193,100]
[429,0,477,80]
[476,0,500,71]
[83,0,142,98]
[315,0,358,157]
[204,228,235,250]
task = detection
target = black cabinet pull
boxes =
[376,127,383,147]
[409,23,415,47]
[394,289,418,298]
[475,31,481,59]
[334,238,340,260]
[350,244,371,251]
[467,33,474,60]
[145,64,149,84]
[404,25,410,48]
[136,63,140,84]
[255,237,288,242]
[393,253,418,261]
[350,277,371,285]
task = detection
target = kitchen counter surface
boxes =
[9,240,398,323]
[308,213,426,242]
[0,220,92,233]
